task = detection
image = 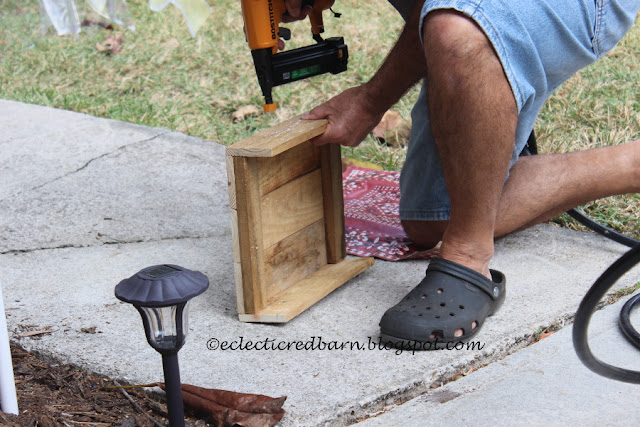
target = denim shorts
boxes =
[399,0,639,221]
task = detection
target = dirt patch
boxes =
[0,343,212,426]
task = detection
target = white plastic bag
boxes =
[39,0,81,37]
[149,0,211,37]
[40,0,135,36]
[39,0,210,37]
[87,0,135,31]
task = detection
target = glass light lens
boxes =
[139,302,189,351]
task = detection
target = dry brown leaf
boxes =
[538,331,555,341]
[82,19,114,30]
[232,105,261,123]
[160,38,180,50]
[96,34,124,54]
[382,121,412,147]
[150,92,164,103]
[341,158,383,173]
[372,110,403,142]
[18,328,54,337]
[157,383,286,427]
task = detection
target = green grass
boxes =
[0,0,407,143]
[1,1,639,237]
[536,18,640,237]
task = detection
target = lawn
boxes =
[1,1,639,237]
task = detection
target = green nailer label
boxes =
[291,65,322,79]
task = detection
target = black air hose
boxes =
[524,130,640,382]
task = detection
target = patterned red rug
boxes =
[343,166,440,261]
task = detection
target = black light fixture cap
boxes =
[115,264,209,307]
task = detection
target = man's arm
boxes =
[303,0,426,146]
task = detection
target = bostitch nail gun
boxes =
[240,0,349,112]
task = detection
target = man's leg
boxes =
[420,10,516,278]
[404,140,640,246]
[382,0,640,345]
[403,1,640,255]
[379,11,516,340]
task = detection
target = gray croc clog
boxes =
[379,258,506,349]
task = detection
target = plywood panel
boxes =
[261,169,324,249]
[263,219,327,300]
[257,140,321,196]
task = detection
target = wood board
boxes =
[226,116,374,323]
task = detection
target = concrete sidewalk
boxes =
[1,99,640,425]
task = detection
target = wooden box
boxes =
[226,117,374,323]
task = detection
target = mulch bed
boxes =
[0,343,212,426]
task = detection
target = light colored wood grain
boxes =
[230,208,240,263]
[226,155,236,210]
[257,140,321,196]
[226,117,327,158]
[234,262,245,315]
[230,208,243,313]
[320,143,346,264]
[234,157,266,313]
[238,257,375,323]
[229,116,374,323]
[260,169,325,249]
[263,219,327,300]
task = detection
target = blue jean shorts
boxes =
[399,0,639,221]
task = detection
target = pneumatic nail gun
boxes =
[240,0,349,112]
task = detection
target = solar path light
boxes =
[115,264,209,427]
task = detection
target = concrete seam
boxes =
[26,130,174,194]
[0,234,216,255]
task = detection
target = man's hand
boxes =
[279,1,312,49]
[283,0,312,23]
[301,85,386,147]
[301,0,425,146]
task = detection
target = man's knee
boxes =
[401,220,447,249]
[422,10,494,63]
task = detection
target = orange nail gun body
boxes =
[241,0,349,111]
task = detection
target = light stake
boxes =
[115,264,209,427]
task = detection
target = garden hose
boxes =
[572,243,640,383]
[566,208,639,248]
[619,292,640,351]
[524,130,640,383]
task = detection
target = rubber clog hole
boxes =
[459,305,465,309]
[437,288,444,294]
[440,302,446,307]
